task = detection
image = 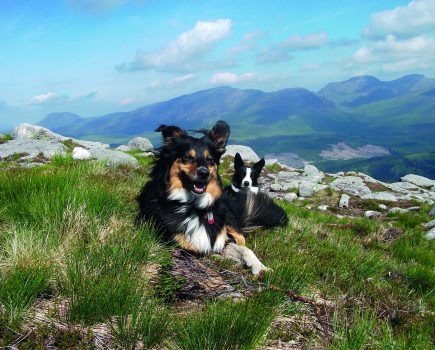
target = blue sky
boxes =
[1,0,435,126]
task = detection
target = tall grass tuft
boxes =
[171,295,277,350]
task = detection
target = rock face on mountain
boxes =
[0,124,139,167]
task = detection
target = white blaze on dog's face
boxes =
[231,153,265,194]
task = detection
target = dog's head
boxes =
[231,152,265,193]
[156,121,230,206]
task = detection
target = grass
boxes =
[0,155,434,349]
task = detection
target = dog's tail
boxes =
[242,192,288,232]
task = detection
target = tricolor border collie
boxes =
[225,152,289,229]
[137,121,270,274]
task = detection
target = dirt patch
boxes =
[382,228,405,243]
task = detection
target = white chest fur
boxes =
[180,214,225,253]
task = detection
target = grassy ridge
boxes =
[0,156,434,349]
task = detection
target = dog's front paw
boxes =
[251,262,272,276]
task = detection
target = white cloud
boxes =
[210,72,288,84]
[149,74,196,88]
[210,72,256,84]
[282,32,328,50]
[341,34,435,72]
[28,92,67,105]
[364,0,435,38]
[117,19,232,72]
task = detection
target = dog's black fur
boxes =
[225,153,288,230]
[137,121,245,254]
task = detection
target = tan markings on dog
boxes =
[168,159,198,192]
[226,226,246,246]
[174,233,199,253]
[206,176,221,199]
[189,149,196,158]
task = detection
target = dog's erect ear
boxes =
[208,120,230,155]
[253,158,265,174]
[155,125,188,143]
[234,152,244,170]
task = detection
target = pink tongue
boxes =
[194,183,205,193]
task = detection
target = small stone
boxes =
[338,194,350,208]
[336,171,344,176]
[389,207,408,214]
[318,205,329,211]
[364,210,382,218]
[142,151,154,157]
[425,227,435,240]
[72,147,91,160]
[284,193,298,202]
[407,206,420,212]
[127,137,153,151]
[378,204,387,210]
[298,197,305,201]
[422,219,435,229]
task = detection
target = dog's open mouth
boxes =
[193,181,207,194]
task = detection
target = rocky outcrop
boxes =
[222,145,260,162]
[116,137,154,152]
[0,124,138,167]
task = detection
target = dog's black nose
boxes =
[243,181,249,187]
[197,166,210,179]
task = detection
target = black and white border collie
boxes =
[230,153,265,194]
[225,152,289,230]
[137,121,270,274]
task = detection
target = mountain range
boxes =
[39,74,435,181]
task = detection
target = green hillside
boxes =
[1,155,433,349]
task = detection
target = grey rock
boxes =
[339,194,350,208]
[302,164,324,183]
[422,219,435,229]
[364,210,382,218]
[346,171,358,176]
[336,171,345,176]
[299,181,327,197]
[362,192,398,202]
[429,207,435,216]
[280,181,299,191]
[87,148,139,167]
[298,197,305,201]
[389,207,408,214]
[378,204,387,210]
[407,206,420,211]
[13,123,110,149]
[357,172,383,184]
[127,137,153,151]
[277,171,300,180]
[425,227,435,240]
[116,145,130,151]
[284,193,298,202]
[270,183,282,192]
[318,205,329,211]
[222,145,260,162]
[0,139,66,160]
[330,176,371,197]
[72,147,91,160]
[142,151,155,157]
[387,181,421,193]
[401,174,434,188]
